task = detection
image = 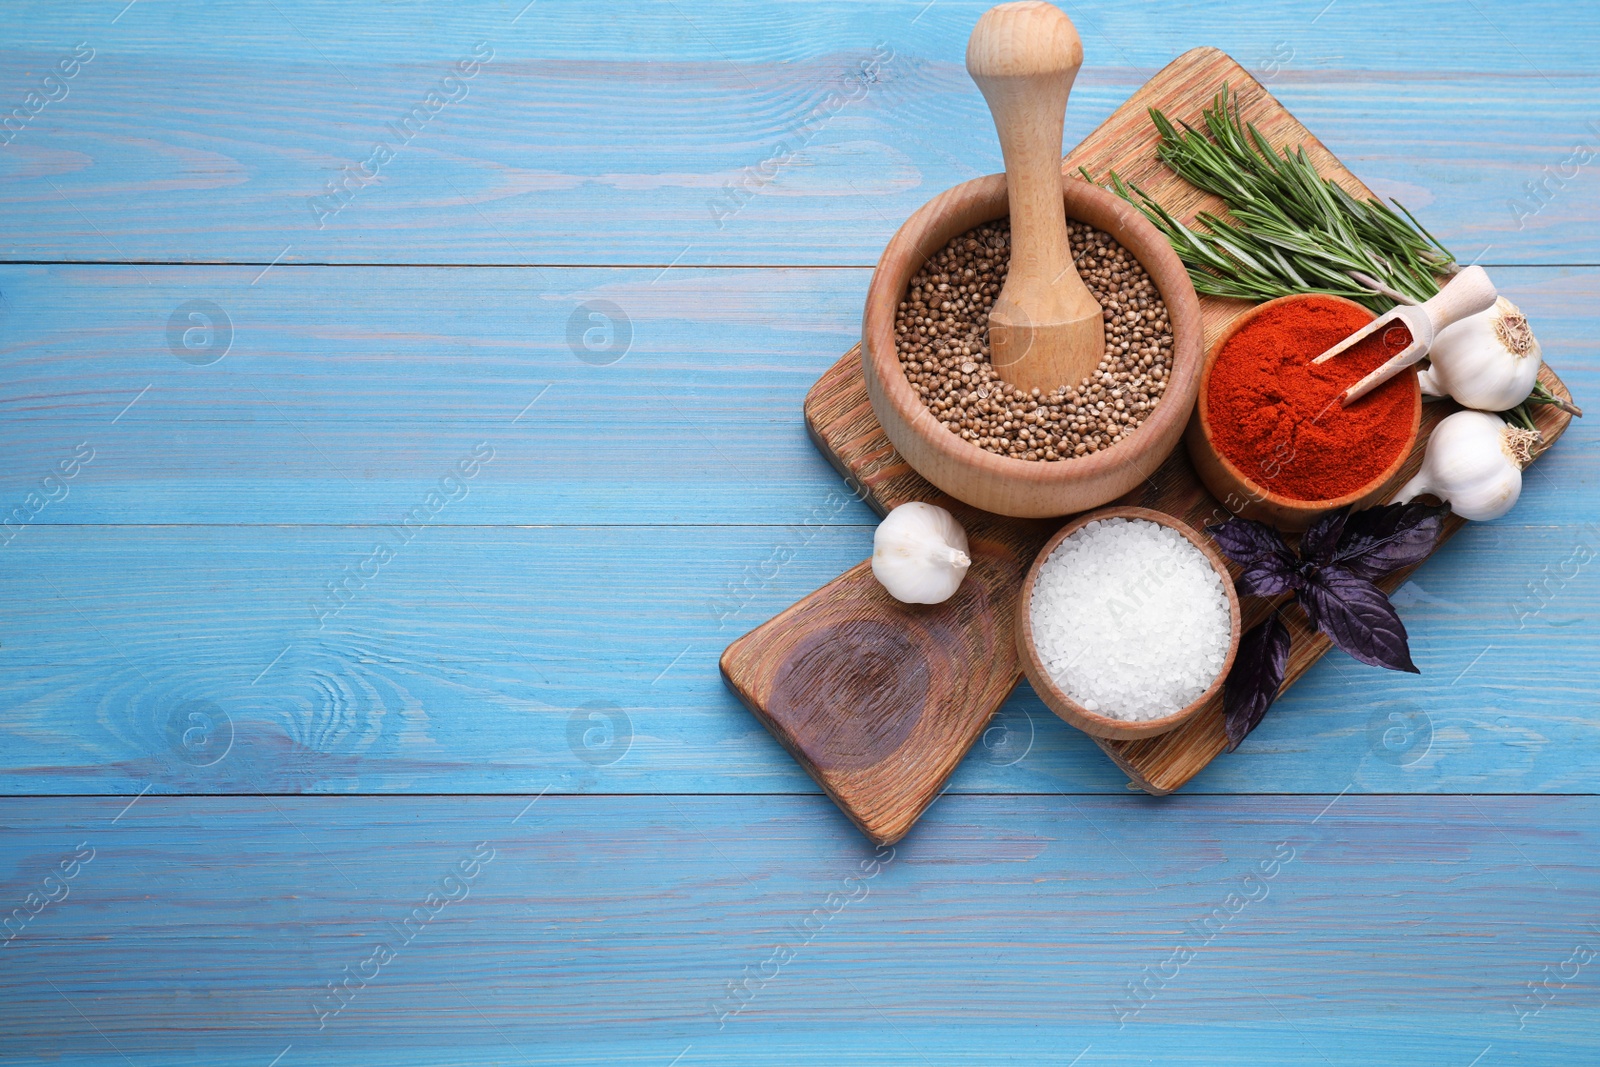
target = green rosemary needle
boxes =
[1083,83,1583,431]
[1082,85,1456,313]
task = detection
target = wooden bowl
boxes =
[1015,506,1242,741]
[1185,293,1423,533]
[861,173,1203,519]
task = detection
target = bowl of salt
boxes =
[1016,506,1242,740]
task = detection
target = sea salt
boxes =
[1028,517,1232,721]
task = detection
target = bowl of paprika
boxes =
[1186,293,1423,533]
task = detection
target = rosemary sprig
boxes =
[1526,380,1583,418]
[1082,85,1456,313]
[1083,83,1583,431]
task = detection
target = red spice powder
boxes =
[1206,295,1416,501]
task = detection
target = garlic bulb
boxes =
[1395,409,1540,521]
[871,502,971,604]
[1417,296,1542,411]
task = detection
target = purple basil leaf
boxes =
[1224,613,1291,751]
[1298,568,1419,673]
[1238,557,1296,597]
[1207,517,1288,567]
[1300,506,1350,566]
[1330,501,1450,581]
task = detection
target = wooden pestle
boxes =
[966,1,1105,394]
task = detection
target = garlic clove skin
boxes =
[1395,409,1531,522]
[1418,296,1542,412]
[871,501,972,604]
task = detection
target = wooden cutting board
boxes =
[720,47,1577,846]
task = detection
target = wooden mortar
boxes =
[860,172,1203,518]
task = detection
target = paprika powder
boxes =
[1206,295,1416,501]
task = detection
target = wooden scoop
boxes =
[967,1,1105,395]
[1311,265,1498,405]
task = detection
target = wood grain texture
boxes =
[0,263,881,528]
[722,507,1046,844]
[1,794,1596,1066]
[783,47,1577,808]
[0,2,1597,265]
[0,263,1592,528]
[0,3,1597,1063]
[7,515,1600,796]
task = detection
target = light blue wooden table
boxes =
[1,2,1596,1063]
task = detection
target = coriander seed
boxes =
[895,218,1175,462]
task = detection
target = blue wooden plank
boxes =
[0,9,1593,1066]
[5,0,1595,70]
[0,264,873,526]
[1,520,1597,795]
[0,794,1594,1065]
[0,2,1595,264]
[0,265,1592,526]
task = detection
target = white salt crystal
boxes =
[1028,517,1232,722]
